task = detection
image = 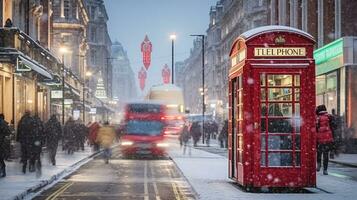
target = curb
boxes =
[330,160,357,168]
[12,149,103,200]
[169,156,201,200]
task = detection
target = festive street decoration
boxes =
[138,67,147,91]
[95,72,107,99]
[162,64,171,84]
[141,35,152,70]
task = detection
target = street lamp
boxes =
[83,70,92,124]
[59,46,68,125]
[190,34,206,145]
[170,34,176,84]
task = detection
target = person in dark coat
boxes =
[44,115,62,166]
[29,114,45,173]
[190,121,201,147]
[316,105,334,175]
[17,111,34,174]
[219,120,228,148]
[0,114,11,177]
[63,117,76,154]
[181,122,191,155]
[330,109,342,158]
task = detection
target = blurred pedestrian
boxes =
[29,114,45,174]
[63,117,76,154]
[17,111,34,174]
[44,115,62,166]
[96,121,116,164]
[330,109,342,158]
[316,105,334,175]
[219,120,228,148]
[181,122,191,155]
[190,121,201,147]
[73,120,85,151]
[0,114,11,177]
[88,121,100,151]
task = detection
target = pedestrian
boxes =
[17,111,34,174]
[330,109,342,158]
[181,122,191,155]
[0,114,11,177]
[29,114,45,174]
[73,120,84,151]
[44,115,62,166]
[190,121,201,147]
[96,121,116,164]
[63,117,76,154]
[88,121,100,151]
[316,105,334,175]
[219,120,228,148]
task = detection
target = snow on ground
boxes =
[0,144,95,200]
[168,138,357,200]
[330,154,357,166]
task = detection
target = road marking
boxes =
[144,160,149,200]
[45,182,73,200]
[150,163,161,200]
[171,182,181,200]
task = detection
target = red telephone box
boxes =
[228,26,316,188]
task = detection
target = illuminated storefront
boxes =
[314,37,357,150]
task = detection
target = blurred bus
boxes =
[119,102,168,156]
[146,84,185,135]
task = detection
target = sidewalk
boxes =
[195,139,357,167]
[0,144,98,200]
[330,154,357,167]
[168,139,357,200]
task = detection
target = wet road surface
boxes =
[34,147,196,200]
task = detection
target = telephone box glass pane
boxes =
[261,103,267,116]
[295,103,300,117]
[268,153,293,166]
[294,75,300,86]
[261,118,266,132]
[268,88,292,101]
[295,118,301,133]
[267,103,293,117]
[267,135,293,150]
[295,152,301,166]
[261,151,266,166]
[295,88,300,101]
[261,135,266,149]
[295,134,301,150]
[268,75,292,86]
[260,74,266,86]
[261,89,266,101]
[268,119,293,133]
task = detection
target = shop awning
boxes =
[17,56,53,79]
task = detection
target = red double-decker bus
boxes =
[119,102,169,157]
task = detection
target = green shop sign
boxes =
[314,38,343,65]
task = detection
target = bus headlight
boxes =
[156,142,169,147]
[121,141,134,146]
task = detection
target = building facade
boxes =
[0,0,73,126]
[50,0,89,123]
[111,41,137,103]
[180,0,357,127]
[84,0,112,98]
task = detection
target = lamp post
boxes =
[170,34,176,84]
[190,34,205,145]
[59,46,68,125]
[83,71,92,124]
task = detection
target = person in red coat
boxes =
[316,105,334,175]
[88,122,101,151]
